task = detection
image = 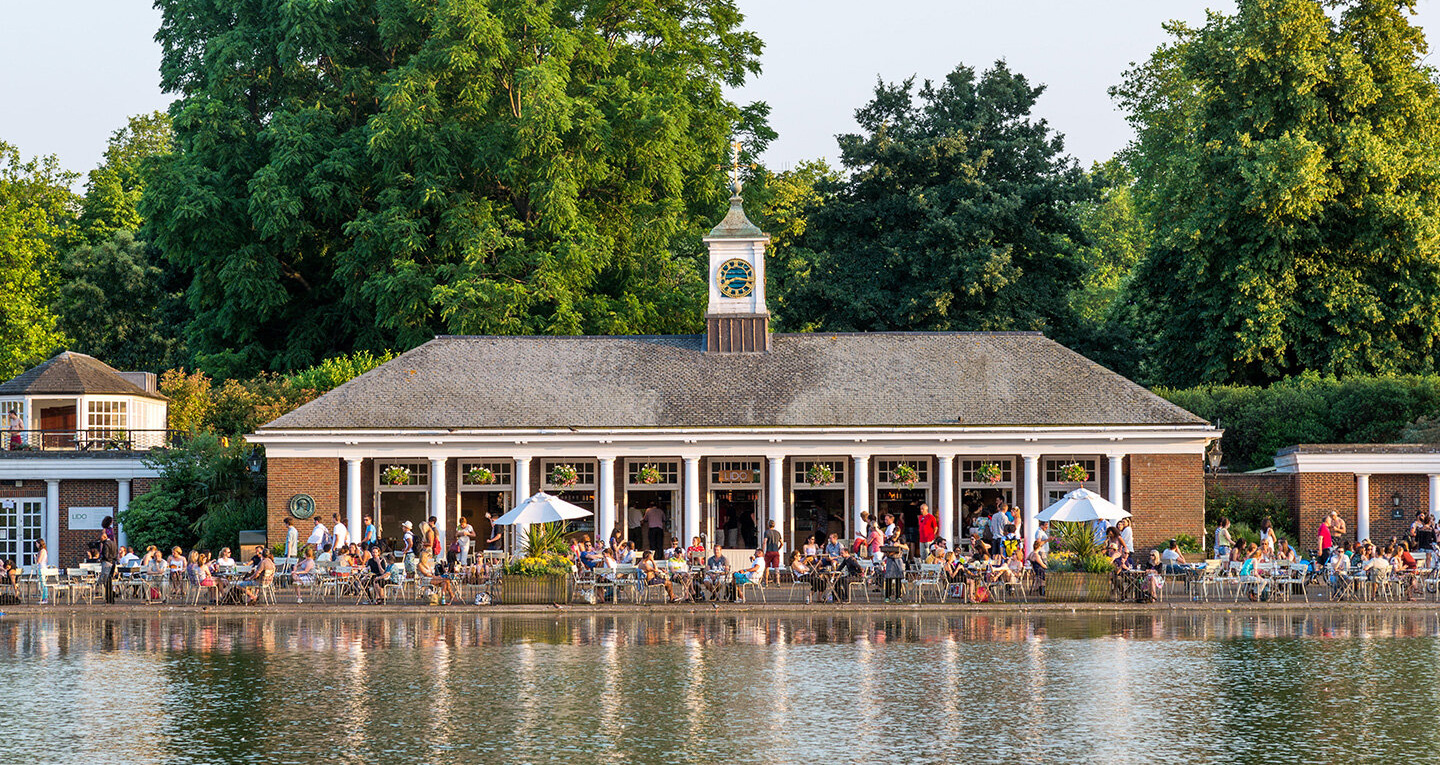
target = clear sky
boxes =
[1,1,1435,180]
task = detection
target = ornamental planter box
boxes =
[1044,572,1114,603]
[499,574,573,605]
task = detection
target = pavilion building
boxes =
[252,192,1219,555]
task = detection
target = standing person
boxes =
[484,512,503,551]
[429,516,443,561]
[331,513,350,551]
[853,511,870,553]
[307,517,328,550]
[400,520,416,574]
[763,520,783,584]
[629,505,646,550]
[1214,518,1233,561]
[1317,514,1334,565]
[283,518,299,559]
[97,520,119,604]
[34,539,48,604]
[917,503,938,551]
[6,410,21,450]
[362,515,378,549]
[1118,518,1134,558]
[1329,511,1348,549]
[644,504,666,552]
[1027,532,1049,596]
[456,516,475,566]
[882,545,905,602]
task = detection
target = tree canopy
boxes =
[0,142,75,379]
[143,0,766,378]
[1113,0,1440,387]
[775,62,1093,336]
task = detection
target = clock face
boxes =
[716,258,755,298]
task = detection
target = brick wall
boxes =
[267,457,342,549]
[59,480,119,567]
[1368,474,1429,545]
[1206,472,1299,535]
[1294,473,1356,553]
[1127,453,1205,550]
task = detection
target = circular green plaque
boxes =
[287,493,316,520]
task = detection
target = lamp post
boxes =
[1205,440,1223,474]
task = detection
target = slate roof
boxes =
[261,333,1208,431]
[0,352,166,400]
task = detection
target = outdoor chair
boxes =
[36,566,67,603]
[64,569,95,604]
[382,572,410,603]
[735,572,767,603]
[188,576,221,606]
[847,561,874,603]
[1188,560,1223,601]
[906,564,944,603]
[611,564,640,603]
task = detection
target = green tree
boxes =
[1114,0,1440,387]
[780,63,1093,335]
[77,111,173,245]
[56,231,180,371]
[121,432,264,553]
[754,159,840,331]
[0,141,75,379]
[143,0,765,378]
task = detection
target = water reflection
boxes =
[2,610,1439,764]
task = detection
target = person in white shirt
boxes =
[307,518,327,547]
[118,547,140,567]
[216,548,236,567]
[332,514,350,550]
[1118,518,1134,555]
[989,506,1011,541]
[284,518,299,558]
[734,549,765,603]
[1033,521,1050,558]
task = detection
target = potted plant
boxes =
[891,463,919,488]
[467,466,497,485]
[549,463,579,488]
[806,463,836,487]
[382,465,412,486]
[635,464,662,485]
[499,521,575,604]
[975,462,1003,485]
[1059,462,1090,484]
[1043,520,1115,602]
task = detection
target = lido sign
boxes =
[68,506,114,531]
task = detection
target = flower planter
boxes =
[1044,571,1114,603]
[499,574,573,605]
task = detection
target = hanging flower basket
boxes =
[1060,462,1089,484]
[891,463,919,488]
[382,465,412,486]
[549,463,579,488]
[635,464,662,485]
[975,462,1003,485]
[806,463,836,487]
[467,466,496,485]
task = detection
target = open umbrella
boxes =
[1035,487,1131,524]
[493,491,593,526]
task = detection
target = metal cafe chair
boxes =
[906,564,944,603]
[65,569,96,604]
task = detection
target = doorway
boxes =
[461,490,511,551]
[792,489,845,551]
[626,490,675,551]
[0,499,42,567]
[379,492,427,550]
[554,490,596,540]
[713,489,760,550]
[876,489,929,548]
[39,406,75,448]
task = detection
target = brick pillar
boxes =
[1126,453,1204,550]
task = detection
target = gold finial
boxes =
[725,140,754,197]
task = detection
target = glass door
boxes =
[0,499,42,567]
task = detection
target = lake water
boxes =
[2,610,1438,763]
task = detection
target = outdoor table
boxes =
[1113,570,1148,602]
[813,571,840,603]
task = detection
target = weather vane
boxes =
[725,140,754,196]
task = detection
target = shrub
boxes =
[1206,487,1295,538]
[503,552,573,577]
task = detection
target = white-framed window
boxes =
[1043,456,1100,504]
[710,459,762,488]
[960,458,1015,487]
[87,399,127,431]
[876,457,931,487]
[793,459,847,488]
[541,459,597,490]
[626,460,680,487]
[0,498,43,567]
[377,460,430,489]
[459,461,513,489]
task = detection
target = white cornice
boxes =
[1274,451,1440,475]
[0,458,160,481]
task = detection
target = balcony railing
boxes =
[1,429,179,453]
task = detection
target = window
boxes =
[541,459,596,490]
[710,459,762,487]
[378,461,429,488]
[960,459,1015,487]
[876,458,930,487]
[626,460,679,487]
[460,461,513,488]
[0,499,42,567]
[87,400,127,432]
[1043,456,1100,504]
[793,459,847,488]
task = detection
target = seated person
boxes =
[617,543,636,566]
[215,548,236,568]
[802,536,820,562]
[823,533,844,561]
[685,536,706,564]
[638,551,676,602]
[416,551,455,604]
[733,550,765,603]
[832,548,864,603]
[232,550,275,605]
[293,549,317,584]
[1160,540,1188,574]
[317,545,334,563]
[579,543,604,570]
[118,547,140,567]
[702,546,730,601]
[365,548,392,604]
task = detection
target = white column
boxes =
[1356,473,1370,544]
[767,456,785,553]
[1429,474,1440,523]
[345,457,363,540]
[683,456,701,547]
[597,456,616,544]
[430,457,448,553]
[936,455,955,547]
[514,456,532,552]
[1023,455,1040,557]
[116,479,131,548]
[1107,454,1125,510]
[853,455,870,536]
[44,479,60,556]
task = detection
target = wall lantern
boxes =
[1392,491,1404,520]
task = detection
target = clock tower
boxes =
[703,149,771,353]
